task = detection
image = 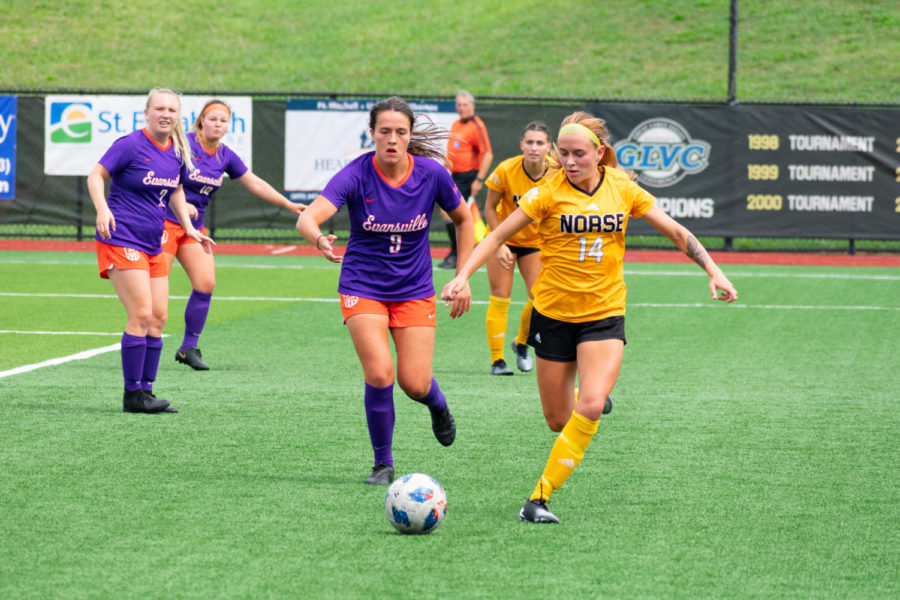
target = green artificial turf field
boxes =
[1,250,897,599]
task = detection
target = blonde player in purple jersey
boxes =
[297,96,474,485]
[443,111,737,523]
[162,99,304,371]
[87,88,214,414]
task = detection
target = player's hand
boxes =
[440,276,467,306]
[496,245,514,270]
[318,234,342,263]
[186,227,216,255]
[447,280,471,319]
[286,202,305,216]
[95,206,115,239]
[187,204,199,220]
[710,272,738,303]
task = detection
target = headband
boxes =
[558,123,601,147]
[201,102,231,116]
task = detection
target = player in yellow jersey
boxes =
[482,121,550,375]
[441,111,738,523]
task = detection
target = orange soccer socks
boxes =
[529,411,599,503]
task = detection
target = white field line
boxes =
[0,342,121,379]
[1,291,898,312]
[0,330,123,335]
[2,257,899,280]
[0,333,170,379]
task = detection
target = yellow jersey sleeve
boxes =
[485,156,544,248]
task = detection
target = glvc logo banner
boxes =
[44,95,253,176]
[0,95,16,200]
[613,118,710,188]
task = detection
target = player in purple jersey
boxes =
[296,96,474,485]
[162,99,304,371]
[87,88,214,414]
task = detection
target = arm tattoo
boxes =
[685,234,711,269]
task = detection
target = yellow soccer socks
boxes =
[529,411,599,503]
[485,295,511,363]
[514,299,533,347]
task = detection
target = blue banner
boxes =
[0,96,15,200]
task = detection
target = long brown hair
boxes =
[368,96,448,161]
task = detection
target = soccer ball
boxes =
[384,473,447,535]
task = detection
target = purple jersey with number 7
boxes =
[165,131,248,230]
[96,129,188,254]
[322,151,462,301]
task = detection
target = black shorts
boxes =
[451,170,478,199]
[527,310,626,362]
[506,244,540,258]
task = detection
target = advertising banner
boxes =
[585,103,899,239]
[283,98,458,202]
[44,95,253,176]
[0,95,16,200]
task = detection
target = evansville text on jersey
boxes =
[362,212,430,233]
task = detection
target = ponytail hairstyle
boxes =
[547,111,625,178]
[192,98,232,161]
[146,87,194,171]
[368,96,449,161]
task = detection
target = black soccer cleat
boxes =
[490,358,514,376]
[603,395,613,415]
[175,347,210,370]
[145,391,178,413]
[430,406,456,447]
[123,388,172,414]
[437,253,457,269]
[519,499,559,524]
[365,463,394,485]
[511,342,533,372]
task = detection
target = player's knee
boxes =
[364,365,395,388]
[576,393,606,420]
[150,308,167,329]
[196,277,215,294]
[397,377,430,400]
[544,411,568,432]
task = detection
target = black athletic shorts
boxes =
[451,170,478,199]
[506,244,540,258]
[527,310,626,362]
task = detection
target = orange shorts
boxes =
[95,240,169,279]
[339,294,437,328]
[161,220,208,255]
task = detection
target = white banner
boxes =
[283,98,458,201]
[44,95,253,176]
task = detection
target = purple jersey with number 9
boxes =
[322,151,462,301]
[96,129,188,254]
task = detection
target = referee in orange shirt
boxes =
[440,90,493,269]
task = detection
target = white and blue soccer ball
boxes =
[384,473,447,535]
